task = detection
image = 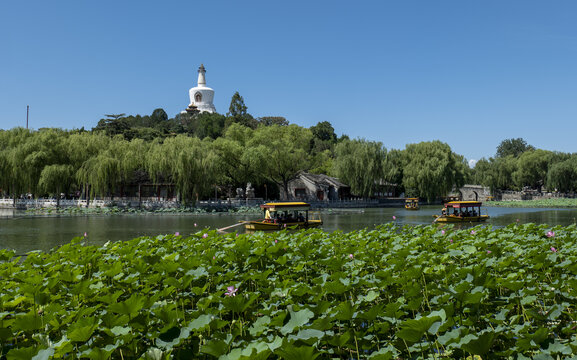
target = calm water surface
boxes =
[1,206,576,253]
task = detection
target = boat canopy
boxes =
[445,201,482,208]
[260,202,311,212]
[405,198,419,202]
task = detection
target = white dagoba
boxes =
[184,64,216,114]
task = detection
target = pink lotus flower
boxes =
[203,233,208,238]
[392,215,396,220]
[551,247,558,253]
[274,239,278,243]
[84,232,87,237]
[450,239,453,243]
[194,223,197,227]
[212,256,216,260]
[225,286,238,297]
[547,231,555,238]
[487,250,491,254]
[174,232,180,236]
[441,230,445,235]
[470,230,476,235]
[348,253,354,259]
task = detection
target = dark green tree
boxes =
[257,117,289,126]
[310,121,338,153]
[513,149,553,190]
[151,108,168,123]
[496,138,535,158]
[310,121,337,142]
[93,114,130,138]
[226,92,257,129]
[547,156,577,193]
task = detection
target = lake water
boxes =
[1,206,576,254]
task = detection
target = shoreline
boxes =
[487,198,577,208]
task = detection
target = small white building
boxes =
[183,64,216,114]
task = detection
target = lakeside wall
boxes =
[498,190,577,201]
[0,197,413,210]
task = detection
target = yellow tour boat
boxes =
[244,202,323,231]
[433,201,490,223]
[405,198,420,210]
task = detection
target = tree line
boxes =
[471,138,577,194]
[2,93,574,204]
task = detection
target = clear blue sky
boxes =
[2,0,576,165]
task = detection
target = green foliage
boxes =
[383,149,404,194]
[513,149,554,189]
[547,156,577,192]
[227,92,257,129]
[488,198,577,208]
[2,121,574,203]
[496,138,535,158]
[212,124,261,188]
[333,138,386,198]
[179,112,226,139]
[310,121,337,143]
[146,135,216,203]
[2,224,577,357]
[247,125,312,199]
[309,121,337,154]
[257,116,289,126]
[402,141,468,202]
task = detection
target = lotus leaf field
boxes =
[2,223,577,359]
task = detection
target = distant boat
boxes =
[405,198,420,210]
[244,202,322,231]
[433,201,490,223]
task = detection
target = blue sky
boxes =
[2,1,576,164]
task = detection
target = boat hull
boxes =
[434,215,490,223]
[244,220,323,231]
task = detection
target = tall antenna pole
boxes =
[26,105,29,129]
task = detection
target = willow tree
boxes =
[491,156,519,191]
[247,125,312,200]
[109,137,149,196]
[67,132,111,200]
[38,164,74,207]
[402,141,467,202]
[146,135,217,204]
[513,149,554,190]
[76,154,122,201]
[470,158,494,189]
[212,124,260,194]
[383,149,404,195]
[3,128,70,198]
[333,139,387,198]
[547,156,577,193]
[0,128,33,201]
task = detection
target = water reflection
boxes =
[1,206,577,254]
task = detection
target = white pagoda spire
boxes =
[197,64,207,87]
